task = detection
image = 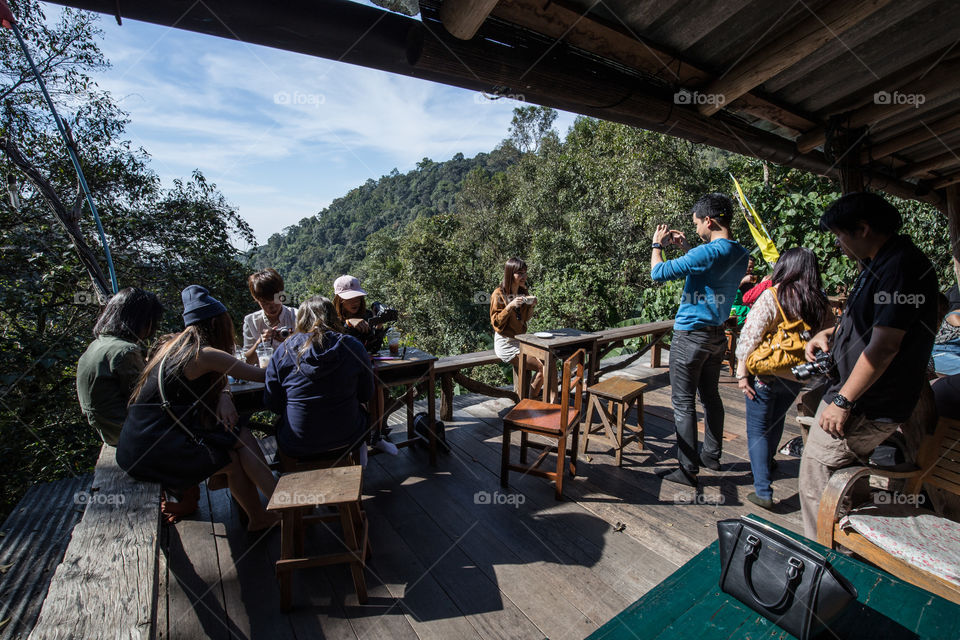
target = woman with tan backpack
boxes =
[735,248,833,508]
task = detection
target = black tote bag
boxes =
[117,356,236,491]
[718,517,857,640]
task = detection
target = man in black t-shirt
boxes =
[798,192,938,539]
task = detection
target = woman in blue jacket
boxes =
[264,296,374,463]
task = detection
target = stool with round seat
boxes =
[580,376,648,466]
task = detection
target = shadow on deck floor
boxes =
[158,356,806,640]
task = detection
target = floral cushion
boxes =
[840,503,960,587]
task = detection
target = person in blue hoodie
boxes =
[651,193,751,487]
[264,296,374,463]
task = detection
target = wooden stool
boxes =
[580,376,648,466]
[267,465,369,611]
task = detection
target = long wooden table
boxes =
[588,516,960,639]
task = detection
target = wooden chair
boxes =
[723,316,739,376]
[817,417,960,605]
[501,349,585,500]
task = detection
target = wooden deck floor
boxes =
[158,356,807,640]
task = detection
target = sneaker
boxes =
[659,467,698,487]
[747,492,774,509]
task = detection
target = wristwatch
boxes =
[651,242,663,250]
[832,393,854,410]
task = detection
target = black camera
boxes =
[363,302,400,353]
[276,326,293,340]
[791,348,834,381]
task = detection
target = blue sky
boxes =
[67,1,577,248]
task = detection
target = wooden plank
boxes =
[0,476,91,640]
[28,446,160,640]
[362,455,546,639]
[161,484,234,640]
[373,426,640,633]
[490,0,815,134]
[899,151,960,178]
[699,0,893,116]
[797,57,960,153]
[362,506,483,639]
[434,349,500,374]
[455,399,700,568]
[870,112,960,159]
[205,487,297,640]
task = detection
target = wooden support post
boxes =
[827,120,866,193]
[947,185,960,287]
[440,0,499,40]
[440,373,454,421]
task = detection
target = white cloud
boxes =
[78,7,578,243]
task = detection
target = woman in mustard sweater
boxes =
[489,257,544,397]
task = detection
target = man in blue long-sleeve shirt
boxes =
[651,193,750,486]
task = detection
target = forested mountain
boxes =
[250,148,519,290]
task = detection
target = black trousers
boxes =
[668,326,727,474]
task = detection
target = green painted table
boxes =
[589,517,960,639]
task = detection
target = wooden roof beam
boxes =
[490,0,815,134]
[797,57,960,153]
[866,113,960,160]
[899,151,960,179]
[698,0,892,117]
[439,0,501,40]
[932,172,960,190]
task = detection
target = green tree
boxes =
[0,4,254,520]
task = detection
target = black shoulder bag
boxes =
[718,516,857,640]
[117,356,237,491]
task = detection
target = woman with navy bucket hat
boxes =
[119,285,278,531]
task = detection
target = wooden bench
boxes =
[593,320,673,377]
[0,475,91,638]
[817,417,960,605]
[436,350,518,420]
[28,445,162,638]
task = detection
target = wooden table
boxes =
[588,516,960,639]
[514,328,600,403]
[371,347,438,466]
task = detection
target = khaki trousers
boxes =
[798,400,901,539]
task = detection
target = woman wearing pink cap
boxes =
[333,274,372,338]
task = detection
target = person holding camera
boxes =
[242,268,297,365]
[651,193,751,486]
[490,257,544,398]
[734,248,832,509]
[798,192,939,539]
[332,275,399,353]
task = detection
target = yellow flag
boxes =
[731,174,779,266]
